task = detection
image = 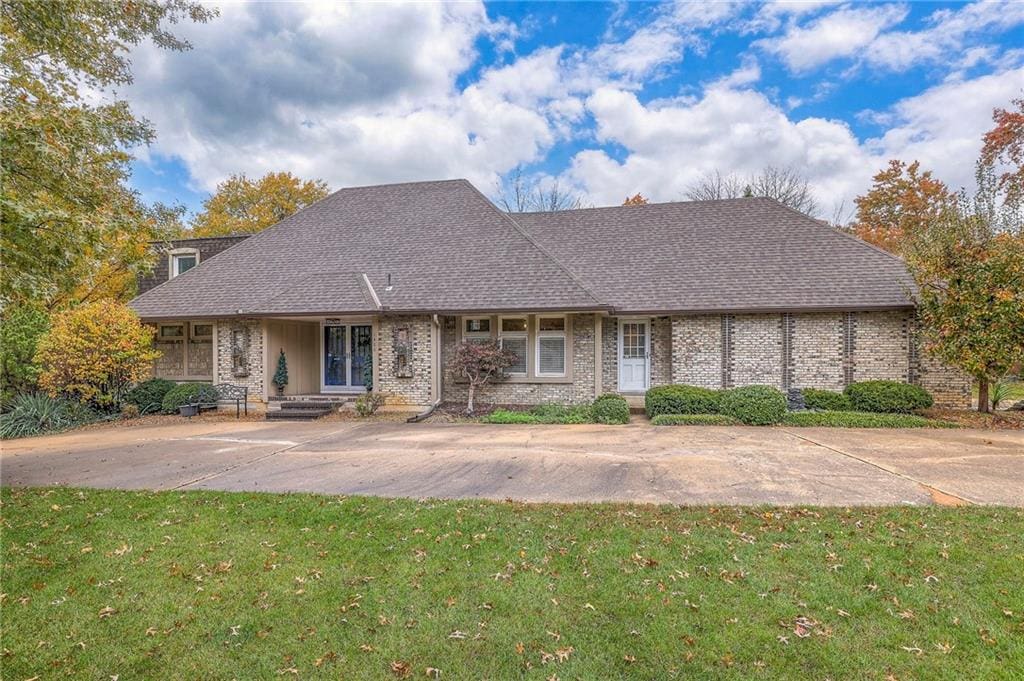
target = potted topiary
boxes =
[272,349,288,396]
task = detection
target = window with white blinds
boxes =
[499,317,528,375]
[536,316,566,376]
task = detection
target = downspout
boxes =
[407,314,443,422]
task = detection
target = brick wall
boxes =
[377,315,434,407]
[731,313,783,387]
[215,318,265,402]
[791,312,844,390]
[670,315,722,388]
[441,314,597,406]
[662,310,968,407]
[650,317,673,388]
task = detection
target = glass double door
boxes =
[323,324,372,391]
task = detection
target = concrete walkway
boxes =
[1,419,1021,506]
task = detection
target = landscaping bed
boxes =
[2,487,1022,679]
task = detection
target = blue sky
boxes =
[124,1,1024,220]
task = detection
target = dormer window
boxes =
[169,248,199,278]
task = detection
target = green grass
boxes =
[2,488,1022,679]
[651,413,741,426]
[781,411,960,428]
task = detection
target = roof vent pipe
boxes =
[385,273,393,292]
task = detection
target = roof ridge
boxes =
[519,196,760,216]
[461,180,607,308]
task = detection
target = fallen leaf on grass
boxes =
[390,660,411,678]
[98,606,116,619]
[425,667,441,678]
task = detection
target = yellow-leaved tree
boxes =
[190,172,330,236]
[35,301,159,410]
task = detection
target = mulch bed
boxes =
[921,407,1024,429]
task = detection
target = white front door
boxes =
[618,319,649,392]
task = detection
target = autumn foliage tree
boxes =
[902,168,1024,413]
[448,340,516,414]
[190,172,330,236]
[0,0,214,307]
[35,301,159,410]
[852,160,954,254]
[623,193,649,206]
[980,97,1024,205]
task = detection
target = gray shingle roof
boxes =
[130,180,915,319]
[129,179,602,319]
[514,197,916,313]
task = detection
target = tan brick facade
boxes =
[187,308,971,412]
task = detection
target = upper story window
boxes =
[169,248,200,278]
[499,316,528,375]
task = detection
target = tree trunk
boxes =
[977,377,990,413]
[466,383,475,415]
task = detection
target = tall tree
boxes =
[903,165,1024,413]
[851,160,955,254]
[495,167,582,212]
[622,193,649,206]
[190,172,330,236]
[1,0,214,307]
[685,166,820,216]
[980,97,1024,206]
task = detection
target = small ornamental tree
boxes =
[903,167,1024,413]
[35,301,159,410]
[0,304,50,404]
[448,340,516,414]
[272,349,289,394]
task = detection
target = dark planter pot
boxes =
[179,404,199,417]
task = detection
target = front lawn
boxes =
[2,488,1022,679]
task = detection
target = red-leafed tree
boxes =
[622,193,649,206]
[980,97,1024,206]
[448,341,516,414]
[852,160,954,254]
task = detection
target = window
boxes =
[536,316,566,376]
[169,249,199,278]
[191,323,213,340]
[463,317,492,343]
[499,317,528,375]
[159,324,185,340]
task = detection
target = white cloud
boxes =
[757,1,1024,74]
[756,4,909,72]
[563,65,1024,211]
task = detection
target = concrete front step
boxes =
[278,401,346,410]
[265,407,334,421]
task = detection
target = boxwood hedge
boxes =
[843,380,933,414]
[719,385,787,425]
[644,384,720,418]
[801,388,852,412]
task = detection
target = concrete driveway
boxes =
[1,419,1021,506]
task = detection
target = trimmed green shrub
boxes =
[591,394,630,424]
[801,388,852,412]
[782,411,958,428]
[644,384,720,417]
[844,380,933,413]
[0,393,97,439]
[125,378,176,414]
[651,413,740,426]
[161,383,219,414]
[719,385,787,425]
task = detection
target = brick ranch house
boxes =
[130,179,970,412]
